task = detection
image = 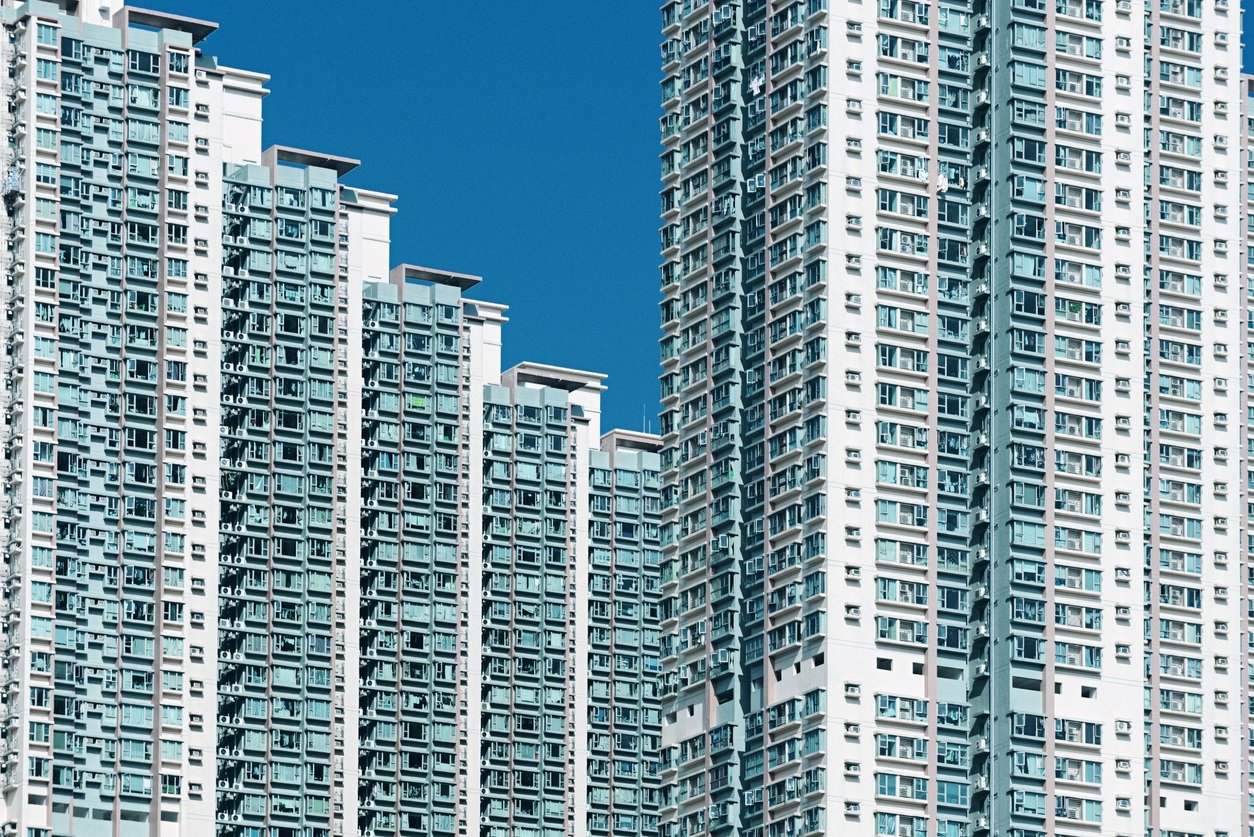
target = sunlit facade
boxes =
[658,0,1248,835]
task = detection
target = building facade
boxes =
[0,3,663,837]
[586,430,664,836]
[659,1,1248,837]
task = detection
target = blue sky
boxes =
[156,2,662,433]
[1247,5,1254,71]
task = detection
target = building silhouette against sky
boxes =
[1,0,1253,836]
[0,2,660,837]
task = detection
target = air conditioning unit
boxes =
[1116,720,1131,733]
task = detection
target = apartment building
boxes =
[658,0,1246,836]
[357,280,663,837]
[0,2,662,837]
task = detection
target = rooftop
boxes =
[391,263,482,291]
[116,6,219,43]
[505,362,607,393]
[601,429,662,453]
[263,145,360,176]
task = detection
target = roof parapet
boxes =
[115,6,219,43]
[391,263,482,291]
[601,429,662,453]
[262,145,360,177]
[503,362,606,393]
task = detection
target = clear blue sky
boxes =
[1246,5,1254,72]
[156,2,662,433]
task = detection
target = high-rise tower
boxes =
[658,1,1247,835]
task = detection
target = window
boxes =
[128,50,160,74]
[1012,61,1046,88]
